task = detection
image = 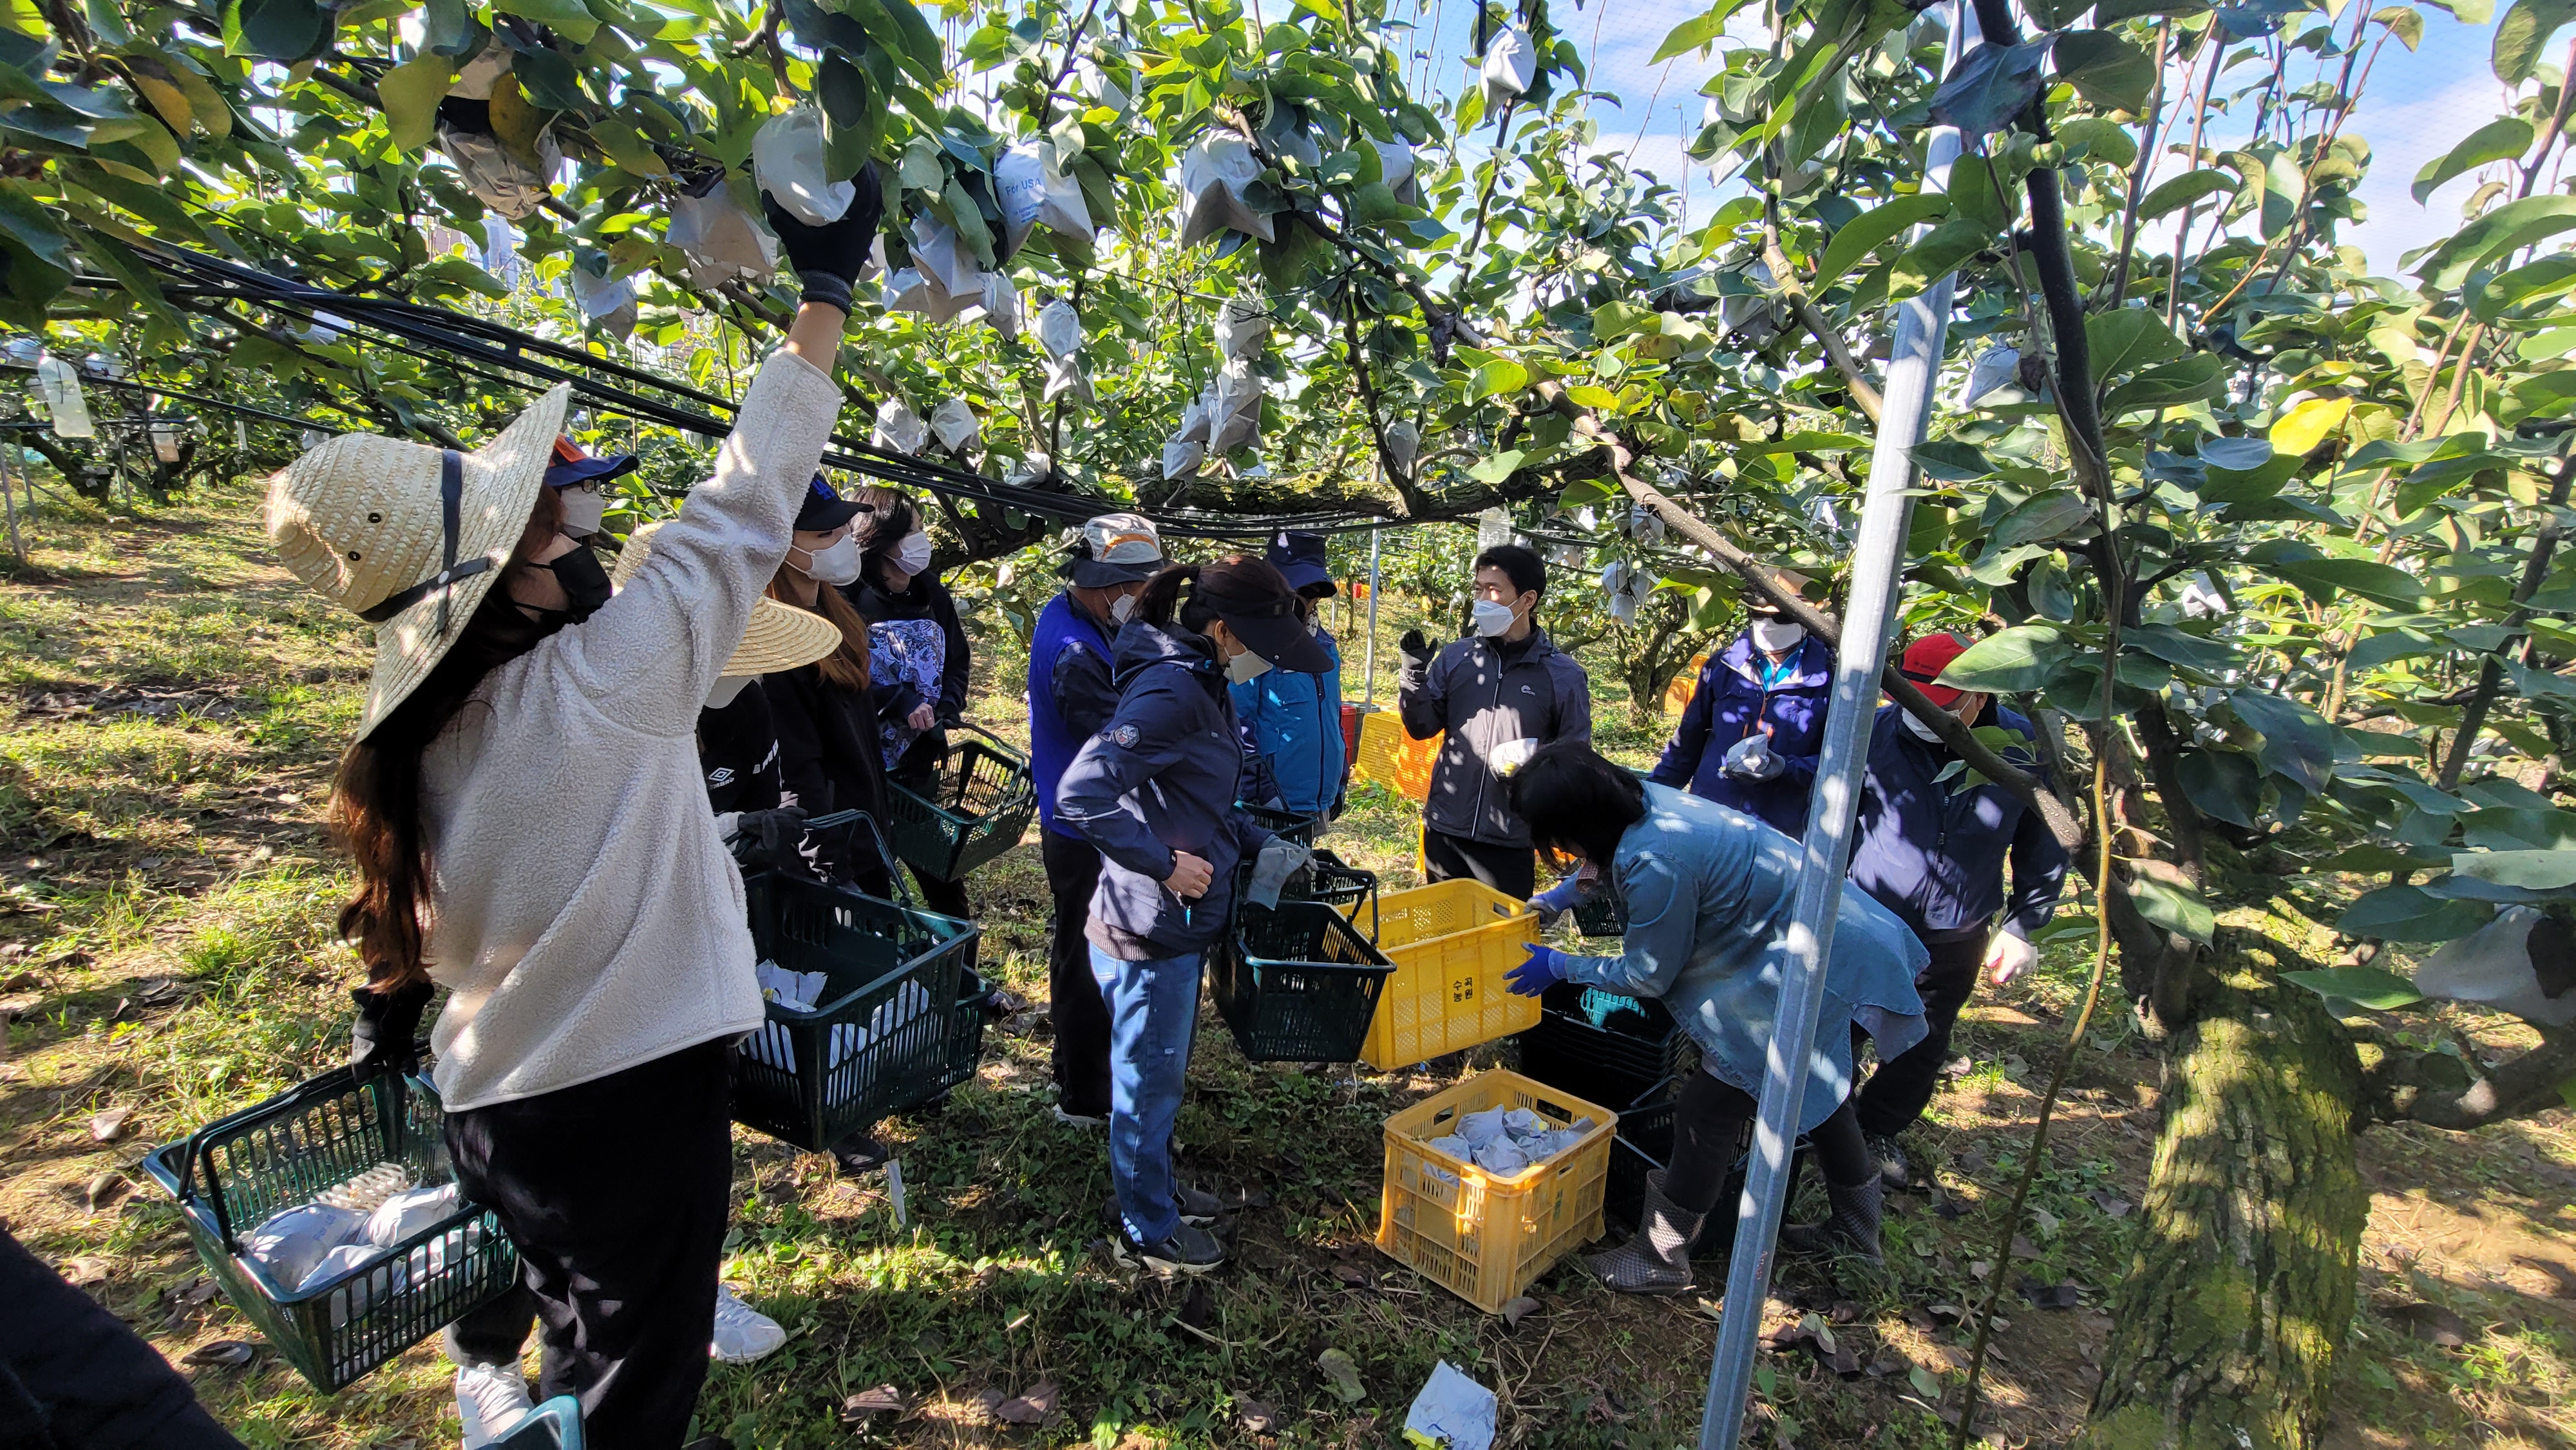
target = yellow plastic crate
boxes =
[1354,709,1439,802]
[1376,1069,1618,1312]
[1351,880,1540,1071]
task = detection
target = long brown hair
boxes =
[769,561,873,690]
[330,489,567,994]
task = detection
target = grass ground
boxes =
[2,471,2572,1449]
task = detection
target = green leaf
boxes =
[2495,0,2576,82]
[0,180,76,273]
[2269,557,2430,610]
[2125,623,2236,672]
[2340,883,2492,941]
[379,55,454,155]
[2412,116,2534,204]
[1889,215,1990,301]
[500,0,600,44]
[2230,690,2336,793]
[1813,193,1946,293]
[2178,749,2262,828]
[1930,38,2050,137]
[1988,489,2092,551]
[1466,449,1527,484]
[2104,353,2226,413]
[1941,625,2073,692]
[1909,439,1999,482]
[1469,359,1530,401]
[82,0,132,45]
[2454,849,2576,890]
[1564,384,1622,410]
[230,0,324,59]
[2416,196,2576,289]
[2052,30,2155,113]
[2282,967,2425,1011]
[2138,168,2236,221]
[1745,430,1868,454]
[1652,0,1746,62]
[2087,307,2187,379]
[2130,875,2214,945]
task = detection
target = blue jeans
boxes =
[1088,944,1203,1244]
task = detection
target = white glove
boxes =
[1722,734,1783,781]
[1984,930,2036,986]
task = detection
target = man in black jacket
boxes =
[1396,543,1593,898]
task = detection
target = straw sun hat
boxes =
[611,520,842,676]
[265,384,571,739]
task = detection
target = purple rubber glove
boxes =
[1505,941,1569,998]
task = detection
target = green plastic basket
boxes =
[732,870,981,1151]
[933,966,992,1098]
[1210,898,1396,1063]
[141,1065,519,1392]
[886,723,1037,882]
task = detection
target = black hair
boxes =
[1475,543,1546,601]
[1510,739,1648,869]
[1136,555,1299,634]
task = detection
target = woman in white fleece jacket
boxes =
[267,182,879,1447]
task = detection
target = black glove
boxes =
[761,163,884,314]
[348,979,432,1082]
[730,805,810,875]
[1398,628,1431,664]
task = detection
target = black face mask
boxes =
[522,543,612,628]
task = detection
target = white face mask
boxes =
[704,674,752,710]
[1904,710,1949,743]
[891,531,933,576]
[1750,616,1805,654]
[558,484,606,538]
[1472,598,1519,637]
[1109,592,1139,624]
[795,534,862,587]
[1226,646,1273,683]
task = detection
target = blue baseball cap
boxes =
[1265,530,1334,596]
[795,474,870,531]
[544,438,639,490]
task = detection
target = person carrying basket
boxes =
[1056,556,1331,1273]
[843,484,974,920]
[269,173,876,1445]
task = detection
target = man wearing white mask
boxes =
[1647,566,1835,835]
[1396,543,1592,899]
[1845,632,2070,1191]
[1028,513,1166,1127]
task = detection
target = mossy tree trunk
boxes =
[2074,974,2368,1450]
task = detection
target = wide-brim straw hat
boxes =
[612,520,842,676]
[265,384,572,739]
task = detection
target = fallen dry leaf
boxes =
[1502,1295,1540,1328]
[1331,1261,1371,1287]
[182,1340,256,1369]
[89,1107,133,1142]
[2386,1301,2475,1348]
[992,1380,1059,1426]
[84,1174,124,1210]
[2020,1278,2082,1310]
[2089,1190,2134,1219]
[1316,1347,1365,1404]
[59,1256,111,1287]
[2010,1235,2042,1260]
[965,1388,1009,1421]
[840,1386,904,1422]
[1235,1395,1277,1433]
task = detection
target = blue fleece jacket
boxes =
[1057,618,1273,959]
[1847,704,2071,945]
[1229,626,1345,816]
[1027,590,1122,839]
[1648,630,1835,834]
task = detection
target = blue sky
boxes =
[1388,0,2528,283]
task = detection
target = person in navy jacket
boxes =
[1057,556,1330,1274]
[1846,632,2072,1189]
[1231,531,1347,818]
[1027,514,1168,1127]
[1647,569,1834,834]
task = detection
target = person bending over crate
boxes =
[844,483,974,920]
[1844,633,2070,1193]
[1026,514,1168,1127]
[1502,742,1929,1295]
[1395,543,1591,899]
[269,173,876,1447]
[1056,557,1331,1274]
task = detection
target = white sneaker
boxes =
[710,1283,786,1364]
[1052,1105,1106,1129]
[454,1361,535,1450]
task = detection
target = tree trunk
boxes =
[2076,970,2367,1450]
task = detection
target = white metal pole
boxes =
[1364,526,1382,706]
[1695,6,1973,1445]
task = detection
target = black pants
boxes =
[1042,829,1113,1119]
[1661,1069,1871,1216]
[0,1227,245,1450]
[445,1039,734,1449]
[1421,829,1537,899]
[1854,930,1989,1140]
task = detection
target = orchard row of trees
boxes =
[3,0,2573,1440]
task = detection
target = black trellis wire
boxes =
[92,237,1490,540]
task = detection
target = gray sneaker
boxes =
[1864,1133,1909,1192]
[1114,1221,1227,1275]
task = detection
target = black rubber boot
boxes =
[1779,1171,1885,1263]
[1584,1169,1706,1295]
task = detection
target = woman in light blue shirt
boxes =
[1509,742,1929,1295]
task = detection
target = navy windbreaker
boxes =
[1846,703,2071,945]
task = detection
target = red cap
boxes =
[1899,632,1973,708]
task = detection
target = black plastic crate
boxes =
[1571,892,1624,938]
[1519,982,1698,1113]
[1229,847,1379,937]
[1239,802,1321,844]
[1209,898,1396,1063]
[1604,1093,1677,1232]
[141,1066,518,1391]
[887,724,1038,881]
[732,871,981,1150]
